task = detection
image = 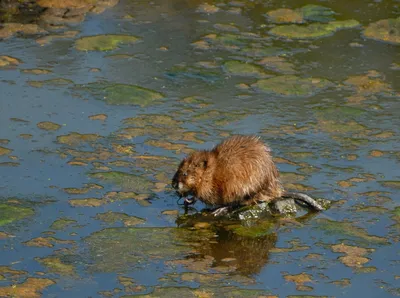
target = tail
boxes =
[281,192,324,211]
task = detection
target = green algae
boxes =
[363,17,400,45]
[28,78,73,88]
[88,171,153,192]
[50,218,77,230]
[0,277,55,298]
[166,64,222,83]
[123,114,181,127]
[270,20,360,39]
[84,227,195,273]
[131,286,270,297]
[315,106,366,119]
[95,211,145,226]
[37,121,61,131]
[379,181,400,189]
[226,220,275,238]
[36,256,75,276]
[23,236,74,248]
[257,56,297,74]
[266,8,303,24]
[223,60,268,77]
[69,198,106,207]
[266,5,335,24]
[0,55,21,67]
[314,218,389,245]
[301,4,336,22]
[75,34,140,51]
[0,203,34,226]
[78,82,164,106]
[0,146,12,156]
[253,75,331,97]
[21,68,52,75]
[57,132,101,146]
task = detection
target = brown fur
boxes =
[172,135,284,206]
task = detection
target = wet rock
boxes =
[227,197,330,221]
[363,17,400,45]
[75,34,140,51]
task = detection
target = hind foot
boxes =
[211,206,230,217]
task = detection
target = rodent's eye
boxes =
[182,172,188,177]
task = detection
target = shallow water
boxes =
[0,0,399,297]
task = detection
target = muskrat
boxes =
[171,135,323,215]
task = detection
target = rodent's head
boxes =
[171,151,210,197]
